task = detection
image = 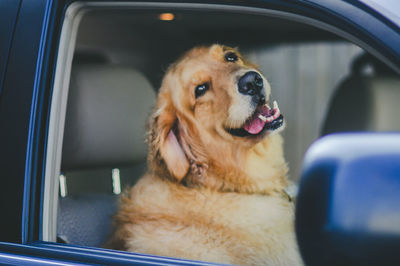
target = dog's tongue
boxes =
[244,105,271,134]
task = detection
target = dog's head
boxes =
[149,45,286,188]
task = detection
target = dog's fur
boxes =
[106,45,303,265]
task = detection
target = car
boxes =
[0,0,399,265]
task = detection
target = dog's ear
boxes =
[151,103,190,182]
[161,126,190,181]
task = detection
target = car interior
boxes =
[54,7,400,251]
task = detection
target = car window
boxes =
[43,2,400,264]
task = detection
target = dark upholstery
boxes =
[57,194,118,247]
[322,54,400,136]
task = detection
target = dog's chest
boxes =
[126,178,300,265]
[137,178,295,238]
[168,191,297,263]
[189,192,294,235]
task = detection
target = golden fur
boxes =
[106,45,303,265]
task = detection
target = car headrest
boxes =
[322,54,400,135]
[61,64,156,171]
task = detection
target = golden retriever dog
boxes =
[106,44,303,265]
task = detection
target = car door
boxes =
[0,0,399,265]
[0,0,21,95]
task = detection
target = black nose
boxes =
[238,71,265,104]
[238,71,264,96]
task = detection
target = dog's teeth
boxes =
[273,109,279,118]
[258,114,267,122]
[260,101,281,123]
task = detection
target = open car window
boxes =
[41,2,400,264]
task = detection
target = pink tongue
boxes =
[243,106,271,134]
[244,117,266,134]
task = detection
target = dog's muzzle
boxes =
[238,71,266,106]
[227,71,284,137]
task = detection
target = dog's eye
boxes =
[195,83,209,99]
[225,52,238,62]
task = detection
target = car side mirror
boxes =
[296,133,400,266]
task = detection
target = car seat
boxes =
[57,54,155,247]
[322,53,400,135]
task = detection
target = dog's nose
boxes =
[238,71,264,96]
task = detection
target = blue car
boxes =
[0,0,399,265]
